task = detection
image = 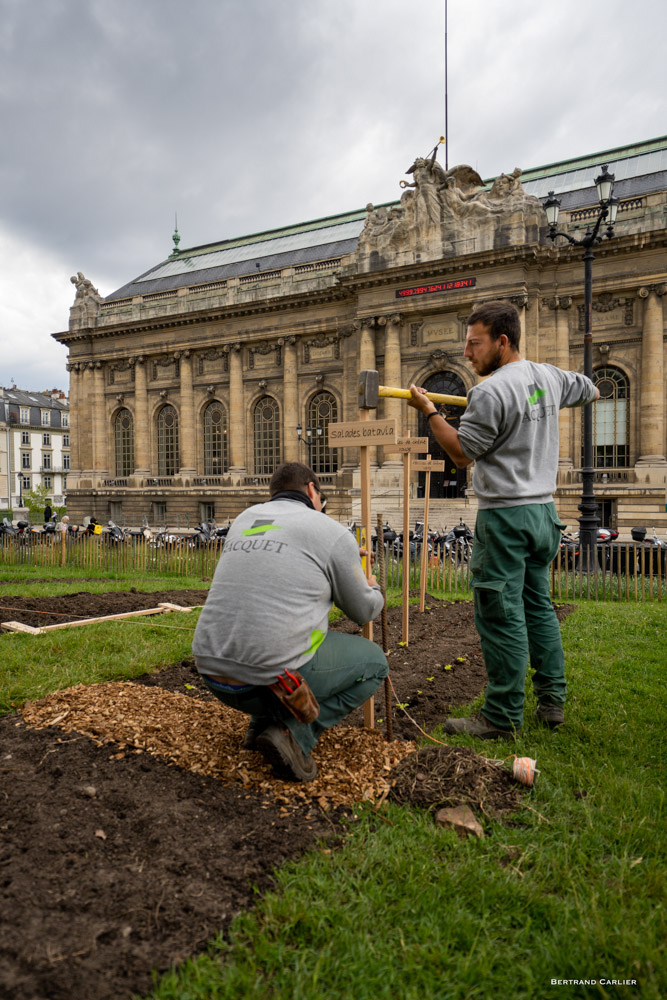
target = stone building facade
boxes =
[54,137,667,533]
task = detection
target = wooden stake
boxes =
[402,447,410,645]
[419,468,431,612]
[359,407,375,728]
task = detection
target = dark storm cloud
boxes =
[0,0,665,390]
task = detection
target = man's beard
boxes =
[476,344,504,376]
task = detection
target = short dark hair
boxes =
[467,300,521,351]
[269,462,320,496]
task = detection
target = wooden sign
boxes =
[328,418,398,446]
[412,459,445,471]
[384,436,429,454]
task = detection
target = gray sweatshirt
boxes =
[193,498,384,684]
[456,360,597,509]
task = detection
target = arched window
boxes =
[114,408,134,477]
[306,391,338,474]
[204,400,228,475]
[417,371,467,498]
[253,396,280,475]
[592,367,629,468]
[157,404,179,476]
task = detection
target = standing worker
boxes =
[43,500,53,524]
[408,300,599,738]
[193,462,388,781]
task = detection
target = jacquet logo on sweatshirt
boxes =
[241,519,283,537]
[523,384,556,423]
[527,384,547,405]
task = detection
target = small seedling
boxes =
[444,664,453,670]
[427,676,435,682]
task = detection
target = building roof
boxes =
[105,135,667,302]
[0,387,69,409]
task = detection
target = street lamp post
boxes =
[296,424,323,461]
[543,165,618,568]
[16,472,23,509]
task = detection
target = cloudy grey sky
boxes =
[1,0,665,392]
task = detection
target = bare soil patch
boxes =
[1,589,574,1000]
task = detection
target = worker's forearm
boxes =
[426,412,472,468]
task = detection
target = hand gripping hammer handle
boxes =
[358,369,467,409]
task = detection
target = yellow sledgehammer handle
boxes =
[378,385,468,408]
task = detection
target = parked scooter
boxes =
[105,519,126,544]
[0,517,18,537]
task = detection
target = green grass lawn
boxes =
[141,602,665,1000]
[0,570,664,999]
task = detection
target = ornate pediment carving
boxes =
[357,157,546,270]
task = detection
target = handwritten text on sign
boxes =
[412,459,446,471]
[328,418,398,446]
[384,436,429,454]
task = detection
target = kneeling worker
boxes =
[193,462,388,781]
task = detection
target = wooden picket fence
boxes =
[0,534,664,601]
[0,533,223,580]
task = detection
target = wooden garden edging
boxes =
[1,602,193,635]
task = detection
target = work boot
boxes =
[256,725,318,782]
[242,717,271,750]
[534,701,565,728]
[442,712,520,740]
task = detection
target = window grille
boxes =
[43,433,51,446]
[21,431,29,445]
[20,408,29,424]
[204,401,228,475]
[253,396,280,475]
[41,411,50,426]
[42,453,52,470]
[588,367,629,468]
[418,371,468,499]
[21,452,30,470]
[115,408,135,477]
[157,404,179,476]
[306,392,338,474]
[200,502,215,522]
[43,475,52,490]
[62,414,68,427]
[63,453,70,470]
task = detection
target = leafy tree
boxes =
[22,485,66,523]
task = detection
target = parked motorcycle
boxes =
[443,520,474,566]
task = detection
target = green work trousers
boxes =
[202,630,388,755]
[471,502,566,728]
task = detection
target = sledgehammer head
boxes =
[358,369,379,409]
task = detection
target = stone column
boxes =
[132,356,150,477]
[509,294,529,358]
[78,364,94,476]
[65,362,82,489]
[636,286,666,475]
[381,313,403,467]
[92,362,108,477]
[545,295,574,469]
[281,337,299,463]
[228,343,246,479]
[177,350,197,475]
[358,318,377,467]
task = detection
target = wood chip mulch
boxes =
[20,682,417,812]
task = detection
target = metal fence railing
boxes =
[0,534,664,601]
